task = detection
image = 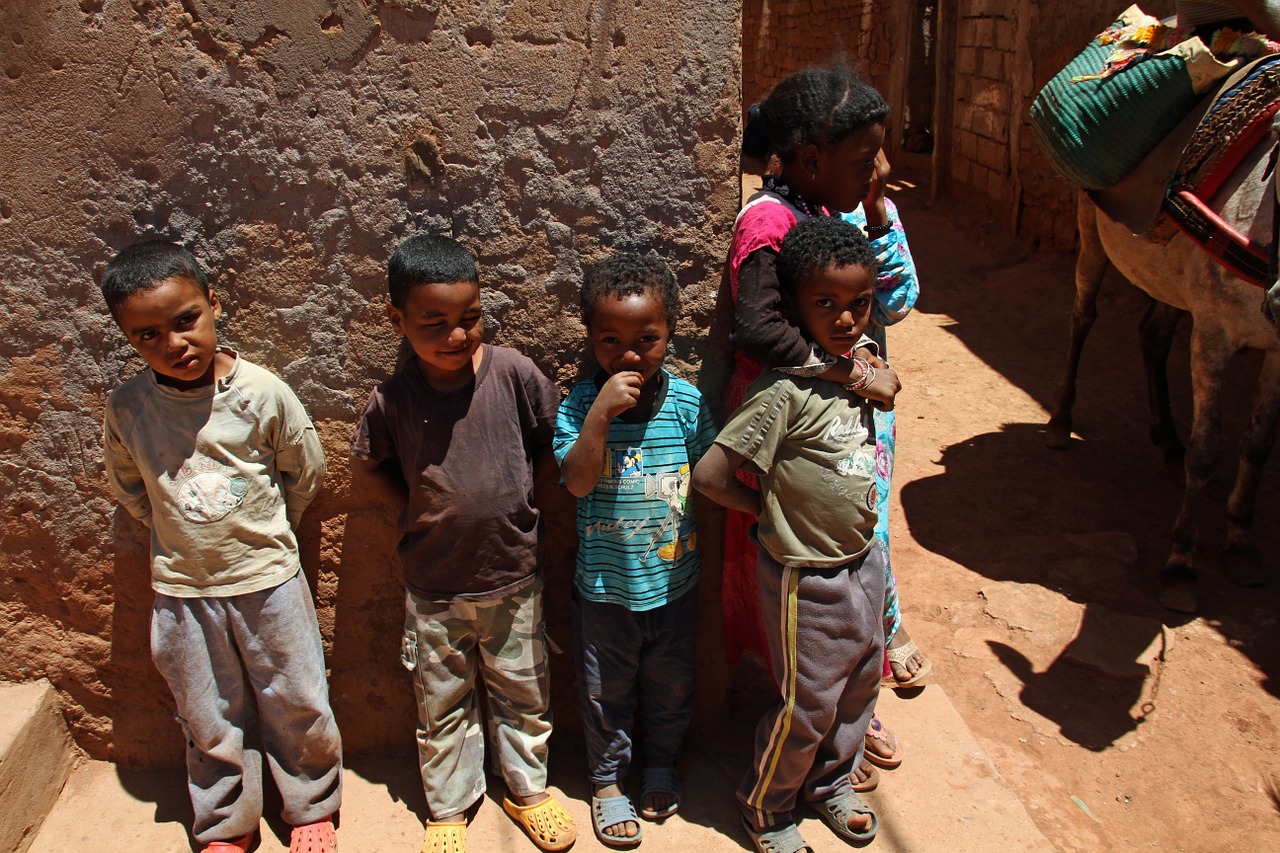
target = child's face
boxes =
[114,275,222,390]
[809,121,885,213]
[589,291,670,382]
[790,263,875,358]
[388,279,483,385]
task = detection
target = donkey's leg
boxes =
[1138,298,1187,463]
[1160,324,1234,613]
[1047,194,1109,448]
[1222,348,1280,586]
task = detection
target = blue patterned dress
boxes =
[843,200,919,645]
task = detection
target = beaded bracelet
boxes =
[844,356,875,392]
[864,223,892,237]
[848,366,876,393]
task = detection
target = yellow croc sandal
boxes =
[421,820,466,853]
[503,795,577,852]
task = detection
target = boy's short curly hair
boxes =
[751,66,890,164]
[777,216,877,296]
[100,240,209,319]
[388,233,479,307]
[580,252,679,329]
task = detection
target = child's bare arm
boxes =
[692,444,761,516]
[560,372,643,497]
[862,149,891,228]
[350,456,409,514]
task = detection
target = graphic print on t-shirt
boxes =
[826,409,877,511]
[585,462,696,563]
[610,447,644,477]
[170,455,248,523]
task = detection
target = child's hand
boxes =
[861,364,900,411]
[862,149,891,218]
[849,349,900,411]
[594,371,644,419]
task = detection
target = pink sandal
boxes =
[290,816,337,853]
[864,714,903,769]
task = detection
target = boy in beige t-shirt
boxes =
[101,239,340,853]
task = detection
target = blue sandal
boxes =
[591,794,643,849]
[741,816,813,853]
[810,788,878,844]
[639,766,680,820]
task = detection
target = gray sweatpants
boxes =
[151,571,343,844]
[738,544,886,829]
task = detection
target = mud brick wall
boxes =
[0,0,740,767]
[950,0,1018,216]
[742,0,892,113]
[946,0,1176,249]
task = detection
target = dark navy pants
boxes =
[571,585,699,786]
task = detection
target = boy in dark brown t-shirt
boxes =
[350,234,575,853]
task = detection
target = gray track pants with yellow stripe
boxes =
[738,544,886,828]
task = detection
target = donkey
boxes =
[1046,185,1280,613]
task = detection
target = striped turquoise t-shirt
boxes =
[554,369,716,611]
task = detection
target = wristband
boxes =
[864,223,892,237]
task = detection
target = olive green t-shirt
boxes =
[716,371,878,568]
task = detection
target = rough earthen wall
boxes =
[1010,0,1175,249]
[742,0,893,112]
[0,0,740,767]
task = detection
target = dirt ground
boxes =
[880,175,1280,851]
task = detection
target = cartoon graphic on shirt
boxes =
[610,448,643,477]
[837,445,876,481]
[587,457,696,562]
[646,463,694,561]
[177,470,248,523]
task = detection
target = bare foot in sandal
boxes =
[641,789,677,820]
[863,713,903,769]
[849,757,880,792]
[595,783,640,842]
[886,625,932,686]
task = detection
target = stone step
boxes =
[0,680,76,853]
[28,684,1053,852]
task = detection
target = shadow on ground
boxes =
[889,184,1280,751]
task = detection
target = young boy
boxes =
[349,234,575,853]
[555,253,716,849]
[692,216,901,851]
[100,240,342,853]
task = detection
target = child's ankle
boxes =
[507,790,548,807]
[594,781,624,798]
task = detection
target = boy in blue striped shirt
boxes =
[554,253,716,849]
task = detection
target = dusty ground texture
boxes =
[884,178,1280,851]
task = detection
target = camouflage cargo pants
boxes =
[401,575,552,819]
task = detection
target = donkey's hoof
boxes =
[1158,571,1198,613]
[1223,546,1267,588]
